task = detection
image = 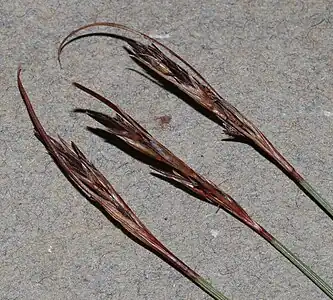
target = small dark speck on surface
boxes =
[154,115,172,129]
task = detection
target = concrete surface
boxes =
[1,1,333,299]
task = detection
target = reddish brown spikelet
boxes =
[58,22,298,179]
[73,82,272,242]
[18,68,231,300]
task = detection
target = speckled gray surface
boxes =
[1,1,333,299]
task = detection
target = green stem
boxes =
[194,277,230,300]
[155,244,230,300]
[298,179,333,220]
[257,138,333,220]
[269,237,333,299]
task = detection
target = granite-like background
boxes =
[1,1,333,299]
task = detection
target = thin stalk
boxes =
[269,238,333,298]
[72,82,333,299]
[58,22,333,220]
[298,179,333,217]
[17,68,229,300]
